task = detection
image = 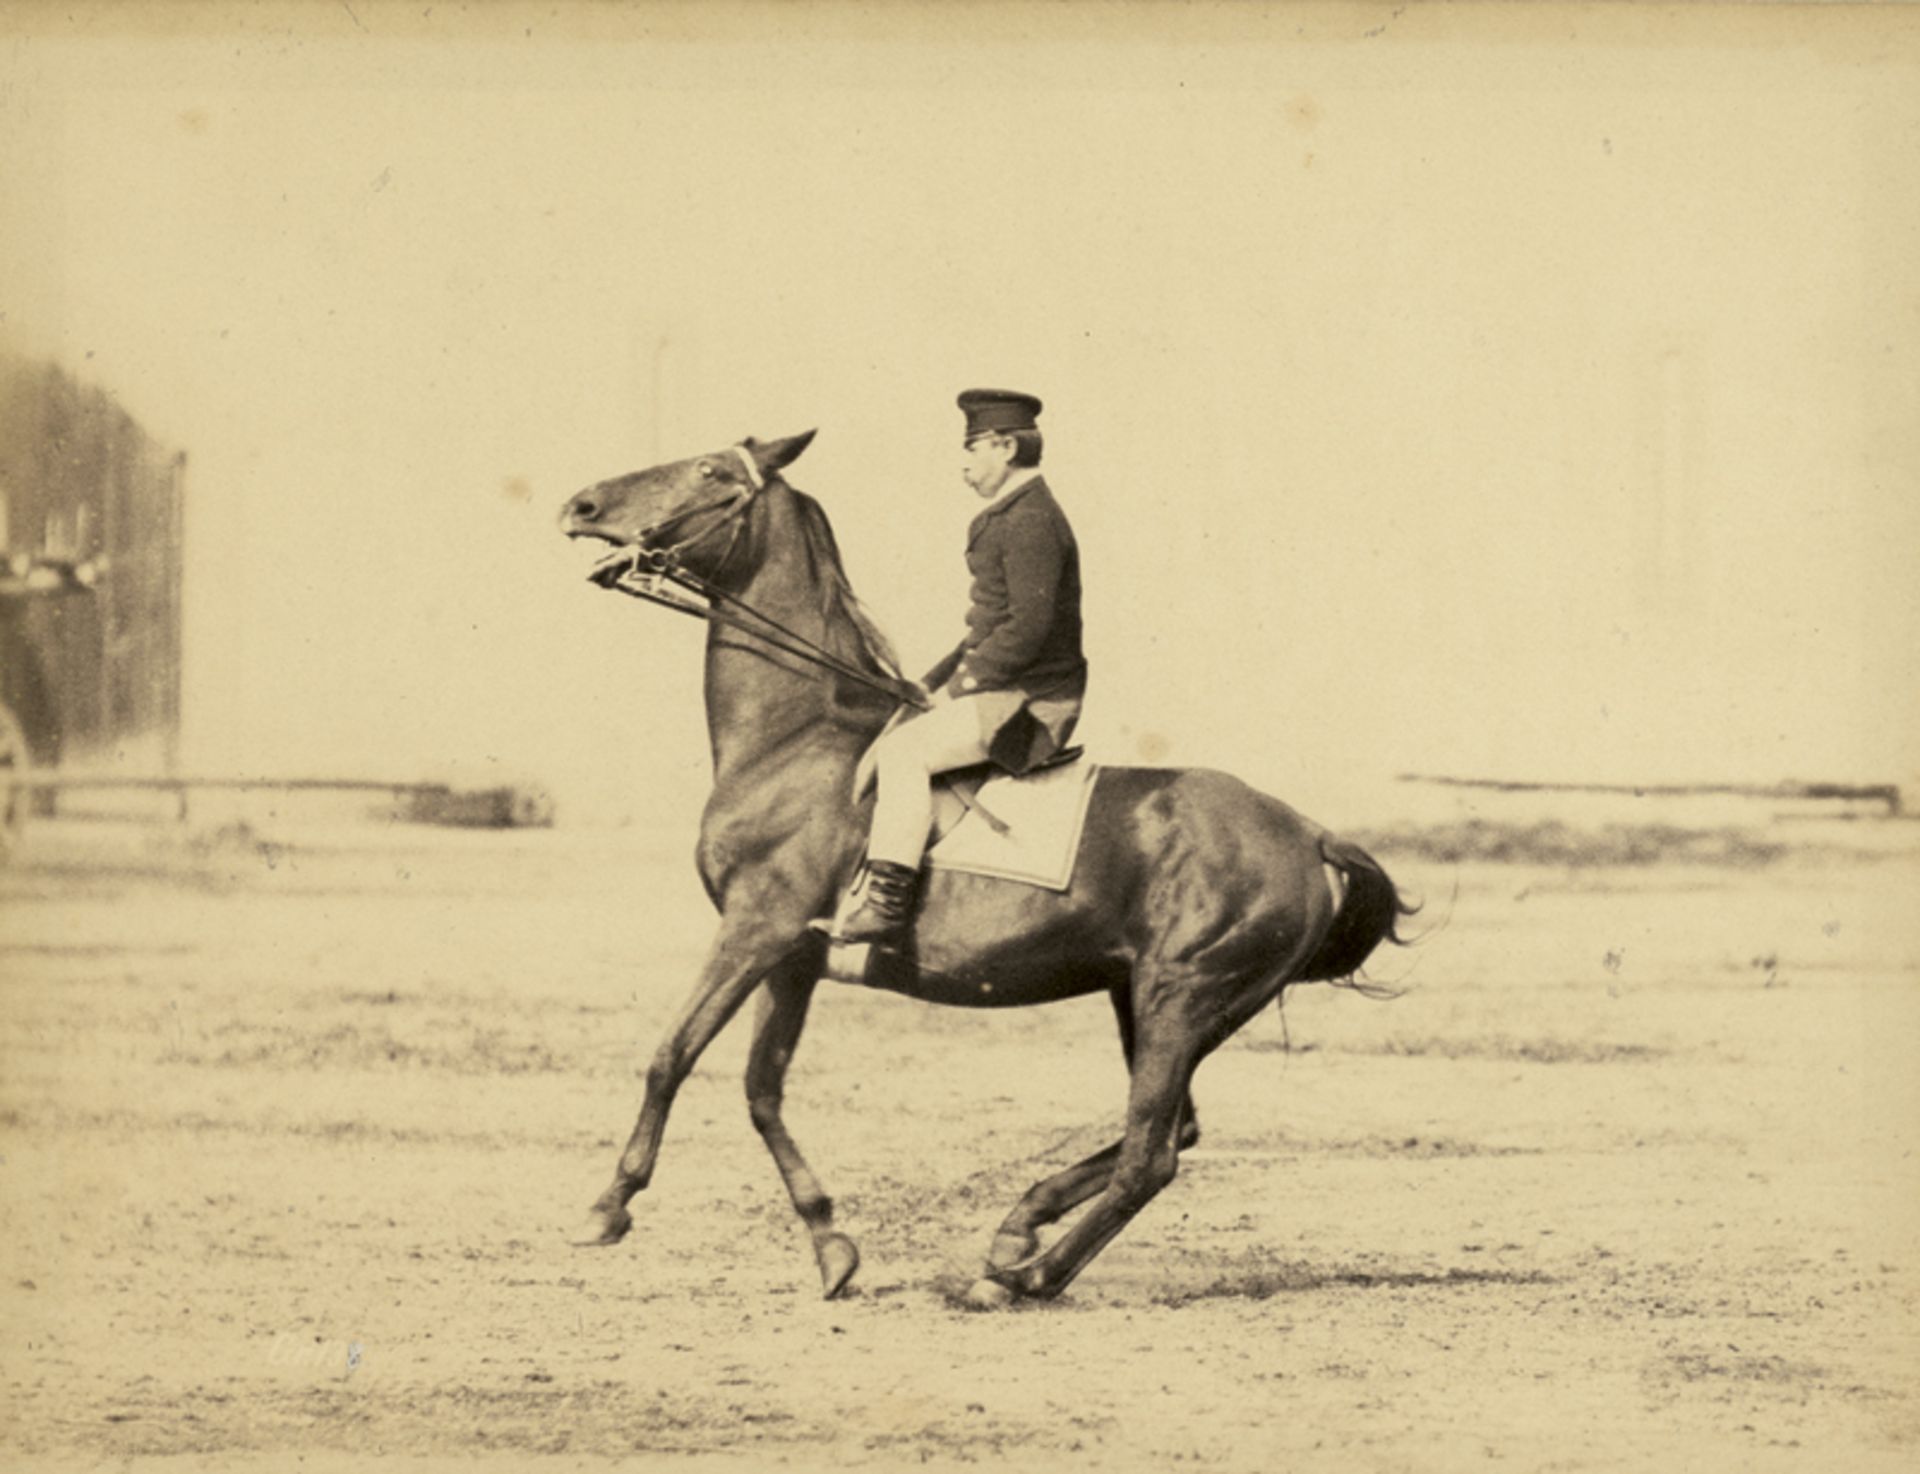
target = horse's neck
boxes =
[701,483,891,783]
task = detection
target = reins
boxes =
[588,450,930,712]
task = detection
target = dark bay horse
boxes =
[557,430,1411,1306]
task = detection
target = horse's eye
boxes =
[697,461,714,478]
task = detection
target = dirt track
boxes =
[3,817,1917,1472]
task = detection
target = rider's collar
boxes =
[986,468,1041,505]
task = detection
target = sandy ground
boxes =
[2,811,1918,1473]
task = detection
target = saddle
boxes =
[928,745,1084,845]
[814,744,1098,982]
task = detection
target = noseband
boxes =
[589,447,928,711]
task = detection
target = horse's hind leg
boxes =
[746,969,859,1299]
[1110,983,1200,1151]
[984,1119,1200,1272]
[986,1139,1124,1271]
[975,1016,1198,1304]
[984,986,1198,1271]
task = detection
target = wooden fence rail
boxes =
[1396,773,1903,817]
[1,774,553,830]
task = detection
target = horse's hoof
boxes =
[963,1277,1017,1311]
[568,1206,632,1247]
[986,1229,1038,1271]
[816,1233,860,1299]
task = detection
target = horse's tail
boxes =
[1297,834,1417,993]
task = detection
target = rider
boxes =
[836,388,1088,946]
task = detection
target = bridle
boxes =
[588,446,930,711]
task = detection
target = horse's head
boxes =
[558,430,817,578]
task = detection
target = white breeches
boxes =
[865,694,995,868]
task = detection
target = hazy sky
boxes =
[4,3,1916,824]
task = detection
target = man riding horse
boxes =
[836,388,1089,946]
[557,404,1410,1305]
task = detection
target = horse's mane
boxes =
[785,485,908,685]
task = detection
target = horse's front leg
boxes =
[571,925,803,1247]
[745,960,860,1298]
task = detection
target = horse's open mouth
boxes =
[577,537,644,584]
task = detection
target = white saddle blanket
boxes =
[926,761,1101,891]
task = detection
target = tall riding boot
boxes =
[834,860,921,946]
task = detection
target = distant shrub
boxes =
[1348,819,1790,868]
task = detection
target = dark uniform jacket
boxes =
[920,475,1088,775]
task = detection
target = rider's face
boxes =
[961,433,1017,499]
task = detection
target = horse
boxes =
[556,429,1413,1306]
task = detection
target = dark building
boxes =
[0,356,184,772]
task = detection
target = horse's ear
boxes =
[745,429,817,476]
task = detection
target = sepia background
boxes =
[3,3,1917,1471]
[3,1,1914,823]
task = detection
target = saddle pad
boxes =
[926,761,1101,891]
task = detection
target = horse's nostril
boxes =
[571,493,601,523]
